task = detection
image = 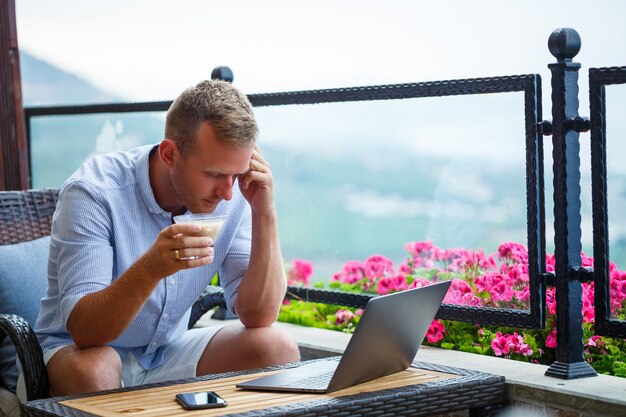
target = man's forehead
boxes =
[201,157,251,175]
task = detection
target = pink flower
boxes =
[514,287,530,303]
[288,259,313,286]
[491,331,533,357]
[491,332,510,356]
[581,252,594,268]
[376,274,408,295]
[515,335,534,357]
[426,320,445,343]
[609,272,626,313]
[443,279,475,305]
[546,328,557,348]
[398,260,412,276]
[460,292,483,306]
[405,241,437,258]
[335,309,356,325]
[490,280,514,303]
[498,242,528,264]
[409,278,433,289]
[503,263,529,283]
[474,272,500,293]
[405,241,439,269]
[582,283,595,323]
[461,249,496,271]
[332,260,366,284]
[586,335,602,347]
[546,288,557,316]
[364,255,395,279]
[545,254,556,273]
[376,277,395,295]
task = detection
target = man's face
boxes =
[170,122,253,214]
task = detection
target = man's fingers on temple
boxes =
[251,150,270,168]
[249,158,270,173]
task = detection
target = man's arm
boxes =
[233,145,287,327]
[67,224,215,348]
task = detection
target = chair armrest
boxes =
[188,286,229,329]
[0,314,49,401]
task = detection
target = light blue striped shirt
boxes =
[35,145,251,370]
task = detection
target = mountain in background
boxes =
[20,50,619,280]
[20,51,120,106]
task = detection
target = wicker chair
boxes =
[0,189,228,408]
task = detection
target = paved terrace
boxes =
[197,313,626,417]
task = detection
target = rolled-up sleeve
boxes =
[52,181,114,327]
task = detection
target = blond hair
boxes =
[165,79,258,156]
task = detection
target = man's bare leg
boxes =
[47,345,122,396]
[196,324,300,375]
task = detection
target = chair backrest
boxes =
[0,189,59,246]
[0,189,58,397]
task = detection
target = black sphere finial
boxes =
[211,66,234,83]
[548,28,581,62]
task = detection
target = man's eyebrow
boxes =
[204,168,250,176]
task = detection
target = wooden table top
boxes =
[22,360,507,417]
[60,367,453,417]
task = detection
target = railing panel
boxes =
[254,75,545,328]
[589,66,626,338]
[25,74,546,329]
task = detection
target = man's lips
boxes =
[204,199,220,206]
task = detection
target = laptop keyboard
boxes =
[277,371,334,388]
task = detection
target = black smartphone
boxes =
[175,391,228,410]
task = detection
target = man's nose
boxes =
[216,176,234,200]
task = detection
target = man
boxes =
[24,79,300,397]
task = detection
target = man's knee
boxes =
[198,324,300,375]
[247,326,300,363]
[48,345,122,396]
[271,327,300,360]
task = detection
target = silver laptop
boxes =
[236,280,451,394]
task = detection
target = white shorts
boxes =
[17,325,225,401]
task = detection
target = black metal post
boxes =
[210,65,238,321]
[544,28,597,379]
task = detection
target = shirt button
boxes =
[151,342,157,347]
[148,208,154,213]
[163,313,169,319]
[169,278,175,285]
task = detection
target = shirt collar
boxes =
[136,144,168,216]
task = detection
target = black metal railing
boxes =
[256,74,546,332]
[589,66,626,338]
[22,28,626,379]
[25,73,547,331]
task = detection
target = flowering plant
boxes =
[279,241,626,377]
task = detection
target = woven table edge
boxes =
[21,358,507,417]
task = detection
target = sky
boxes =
[15,0,626,104]
[13,0,626,266]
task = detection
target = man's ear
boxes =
[159,139,177,169]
